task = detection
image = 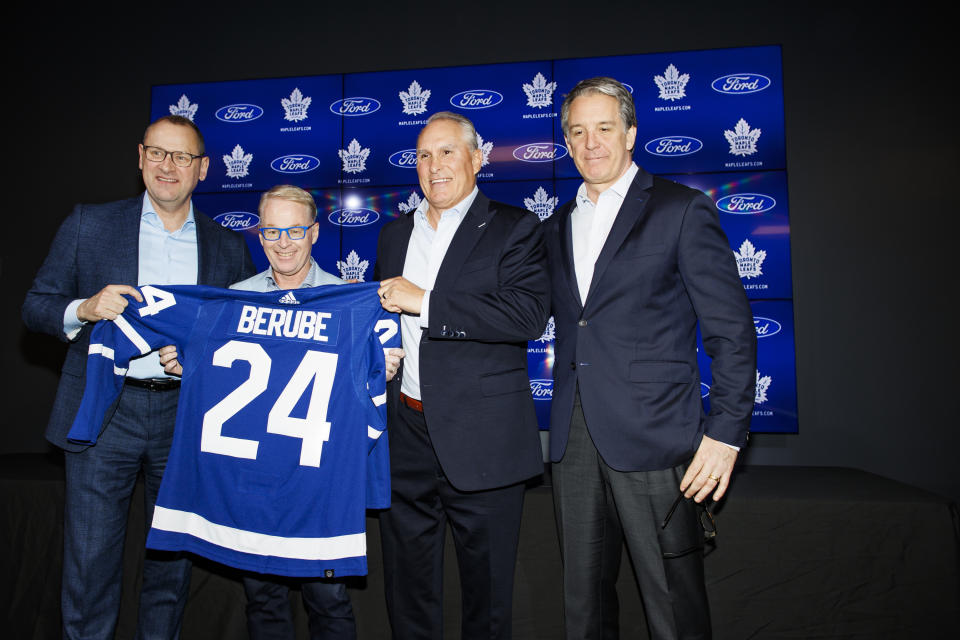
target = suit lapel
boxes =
[555,201,582,312]
[195,208,220,286]
[433,191,494,291]
[387,214,415,278]
[584,170,653,304]
[119,196,143,284]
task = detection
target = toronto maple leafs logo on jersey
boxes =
[282,88,312,122]
[338,139,370,174]
[337,250,369,282]
[477,133,493,167]
[523,72,557,108]
[755,369,772,404]
[654,64,690,101]
[169,94,198,121]
[397,191,422,214]
[734,239,766,279]
[724,118,761,156]
[399,80,431,115]
[524,187,558,221]
[537,316,556,343]
[223,144,253,179]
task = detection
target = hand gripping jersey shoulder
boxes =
[68,282,400,577]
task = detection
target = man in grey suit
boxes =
[23,115,255,639]
[545,77,756,639]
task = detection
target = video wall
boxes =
[151,44,797,433]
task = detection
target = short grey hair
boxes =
[560,77,637,138]
[421,111,479,151]
[258,184,317,222]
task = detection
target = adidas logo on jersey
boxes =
[278,291,300,305]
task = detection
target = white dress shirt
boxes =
[399,186,479,400]
[571,163,639,304]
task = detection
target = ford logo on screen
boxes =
[388,149,418,168]
[529,379,553,401]
[270,154,321,173]
[329,97,382,116]
[711,73,771,95]
[215,104,264,123]
[450,89,504,109]
[213,211,259,231]
[716,193,777,215]
[512,142,568,163]
[328,208,380,227]
[700,382,711,398]
[753,316,782,338]
[644,136,703,157]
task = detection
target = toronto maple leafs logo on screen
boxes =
[281,88,311,122]
[338,139,370,174]
[724,118,761,157]
[524,187,558,221]
[654,64,689,101]
[397,191,422,214]
[755,370,772,404]
[537,316,556,343]
[734,239,766,279]
[476,133,493,167]
[223,144,253,179]
[399,80,431,115]
[169,95,198,121]
[337,250,369,282]
[523,73,557,109]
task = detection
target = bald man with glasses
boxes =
[23,114,255,639]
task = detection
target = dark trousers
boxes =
[242,574,356,640]
[380,402,526,640]
[552,392,711,640]
[62,384,192,640]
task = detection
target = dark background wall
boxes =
[5,3,956,501]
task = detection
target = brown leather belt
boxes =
[399,392,423,412]
[125,377,181,391]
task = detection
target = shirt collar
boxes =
[413,186,479,228]
[575,162,639,210]
[141,192,196,232]
[265,257,321,289]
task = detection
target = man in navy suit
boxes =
[545,77,756,639]
[23,115,255,639]
[374,111,549,639]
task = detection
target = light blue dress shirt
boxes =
[230,258,344,292]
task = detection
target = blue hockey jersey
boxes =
[68,282,400,577]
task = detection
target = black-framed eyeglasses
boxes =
[142,145,205,167]
[259,223,317,241]
[660,491,717,559]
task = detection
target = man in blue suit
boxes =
[22,115,255,639]
[374,111,549,639]
[545,77,756,639]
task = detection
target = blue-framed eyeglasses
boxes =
[259,223,317,241]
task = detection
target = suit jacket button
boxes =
[570,362,576,369]
[578,319,588,327]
